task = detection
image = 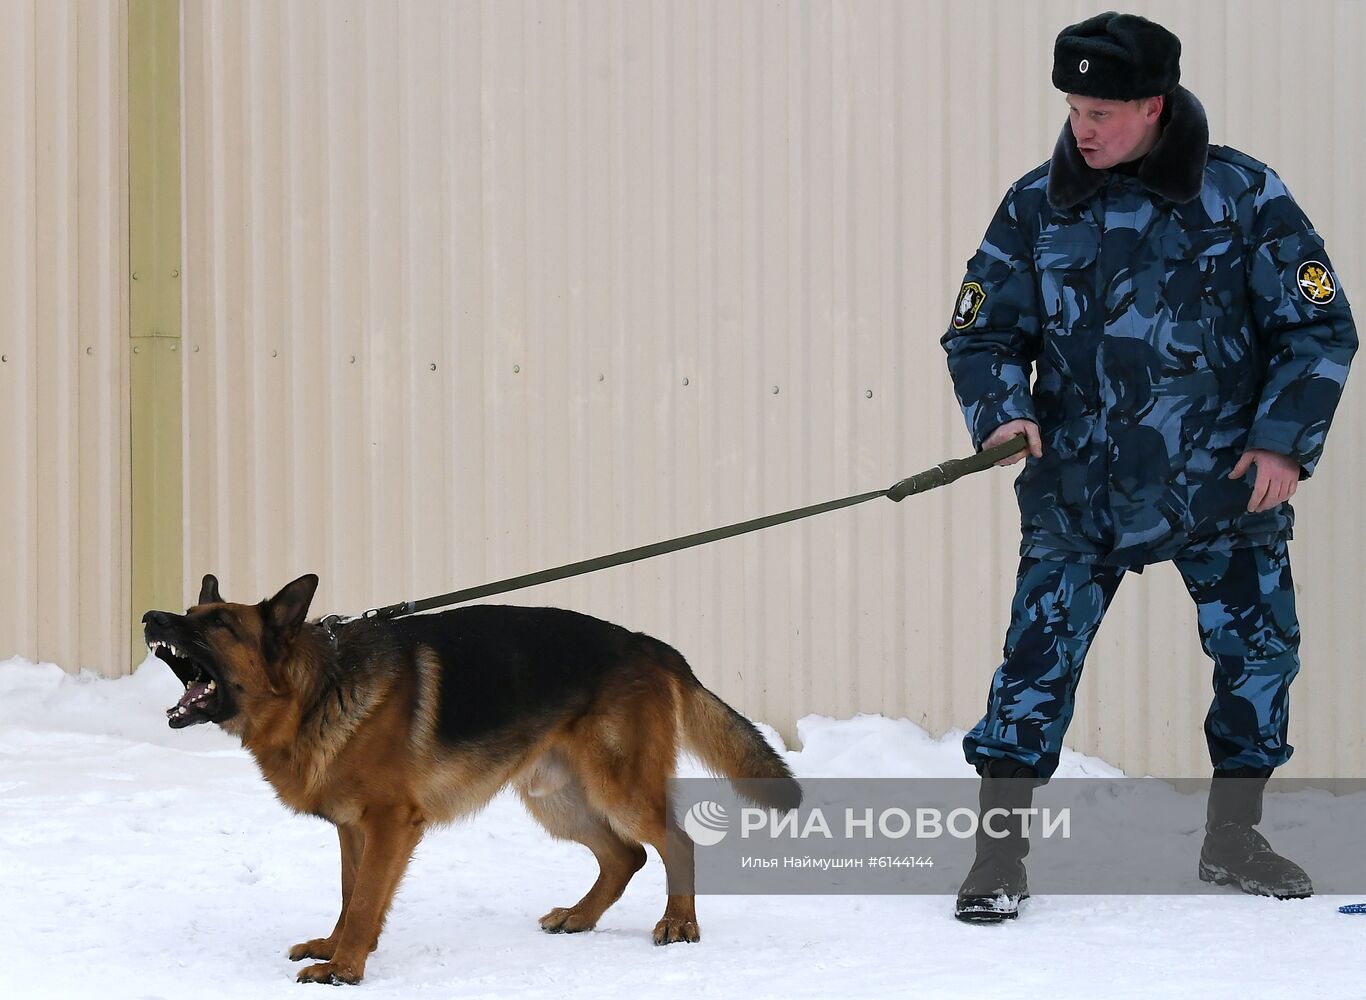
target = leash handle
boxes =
[885,433,1029,502]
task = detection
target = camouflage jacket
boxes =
[942,86,1357,566]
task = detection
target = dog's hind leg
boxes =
[517,778,648,934]
[641,800,699,944]
[586,778,699,944]
[289,823,367,962]
[566,719,700,944]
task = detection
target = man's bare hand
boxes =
[983,419,1042,467]
[1229,448,1301,513]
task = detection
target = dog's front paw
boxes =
[651,916,700,945]
[289,938,336,962]
[296,961,362,986]
[539,906,597,933]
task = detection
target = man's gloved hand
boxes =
[983,419,1043,467]
[1230,449,1301,513]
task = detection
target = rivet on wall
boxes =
[771,385,781,395]
[430,363,438,371]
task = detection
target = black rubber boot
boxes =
[1198,766,1312,899]
[954,758,1038,922]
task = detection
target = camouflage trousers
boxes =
[963,540,1300,781]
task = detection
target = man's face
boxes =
[1066,94,1164,170]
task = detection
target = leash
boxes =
[322,433,1028,631]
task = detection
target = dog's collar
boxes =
[318,608,386,647]
[319,614,357,647]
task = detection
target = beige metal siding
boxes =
[167,0,1361,779]
[1,0,128,677]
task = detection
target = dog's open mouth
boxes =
[150,639,221,729]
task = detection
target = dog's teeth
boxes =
[206,681,216,691]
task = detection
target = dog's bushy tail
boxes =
[680,683,802,811]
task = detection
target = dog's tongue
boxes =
[166,679,212,722]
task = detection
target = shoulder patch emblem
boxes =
[952,281,987,330]
[1296,261,1337,304]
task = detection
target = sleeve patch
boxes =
[1296,261,1337,304]
[951,281,987,330]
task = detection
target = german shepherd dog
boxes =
[142,574,800,985]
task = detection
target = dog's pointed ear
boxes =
[265,574,319,640]
[257,575,319,696]
[198,574,223,605]
[260,575,320,688]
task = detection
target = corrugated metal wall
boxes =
[7,1,1360,778]
[177,0,1366,778]
[1,0,128,677]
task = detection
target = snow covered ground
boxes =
[1,654,1358,1000]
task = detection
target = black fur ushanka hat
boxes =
[1052,11,1181,100]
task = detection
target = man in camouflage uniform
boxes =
[942,12,1357,922]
